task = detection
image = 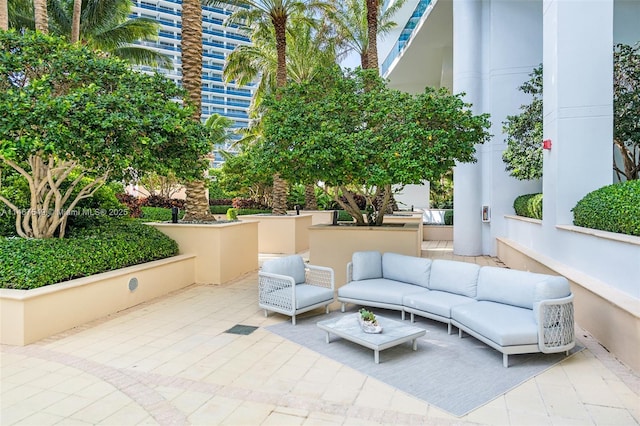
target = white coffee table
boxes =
[317,313,426,363]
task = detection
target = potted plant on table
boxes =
[359,308,383,334]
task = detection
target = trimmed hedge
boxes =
[444,210,454,225]
[210,205,234,214]
[142,205,271,218]
[0,221,178,290]
[140,206,185,222]
[514,193,543,220]
[572,180,640,236]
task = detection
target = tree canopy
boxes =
[7,0,171,67]
[501,64,543,181]
[0,30,210,238]
[258,66,491,224]
[614,42,640,181]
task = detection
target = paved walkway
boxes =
[1,243,639,425]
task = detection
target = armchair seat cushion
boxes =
[267,284,334,310]
[338,279,420,306]
[403,290,476,319]
[452,301,538,346]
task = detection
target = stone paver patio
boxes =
[1,242,638,425]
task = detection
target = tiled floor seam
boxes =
[1,344,466,425]
[1,344,188,425]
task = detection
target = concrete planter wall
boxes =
[423,225,453,241]
[286,210,334,225]
[0,255,196,345]
[309,223,422,287]
[501,215,640,373]
[149,221,259,284]
[241,214,312,254]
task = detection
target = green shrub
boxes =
[236,208,272,215]
[210,205,233,214]
[140,206,185,222]
[513,193,543,219]
[0,221,178,289]
[444,209,454,225]
[572,180,640,236]
[226,208,238,220]
[66,181,127,231]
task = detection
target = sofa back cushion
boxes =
[429,260,480,297]
[477,267,571,309]
[352,251,383,281]
[262,255,306,284]
[382,253,432,288]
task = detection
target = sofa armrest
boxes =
[536,295,575,353]
[346,262,353,283]
[305,264,335,291]
[258,271,296,312]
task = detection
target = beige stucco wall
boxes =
[148,221,259,284]
[286,210,334,225]
[424,225,453,241]
[241,214,312,254]
[309,223,422,287]
[497,237,640,374]
[0,255,196,346]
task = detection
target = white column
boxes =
[482,0,542,255]
[452,0,484,256]
[542,0,613,228]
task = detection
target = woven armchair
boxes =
[259,255,335,325]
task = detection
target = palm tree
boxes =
[33,0,47,32]
[209,0,333,214]
[1,0,8,30]
[181,0,213,221]
[365,0,378,69]
[70,0,80,43]
[224,16,335,209]
[329,0,405,69]
[8,0,171,67]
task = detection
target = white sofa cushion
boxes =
[452,301,538,346]
[477,267,568,309]
[382,253,432,288]
[534,277,571,302]
[262,255,306,284]
[338,278,420,306]
[266,284,334,309]
[352,251,383,281]
[403,290,476,319]
[429,260,480,297]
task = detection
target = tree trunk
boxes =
[365,0,379,70]
[614,138,639,181]
[34,0,48,33]
[270,14,289,215]
[71,0,82,43]
[273,15,287,89]
[183,180,212,221]
[181,0,212,221]
[0,0,8,31]
[271,173,288,215]
[304,183,318,210]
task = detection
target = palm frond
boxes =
[112,45,173,69]
[89,18,160,51]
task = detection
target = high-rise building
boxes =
[130,0,255,167]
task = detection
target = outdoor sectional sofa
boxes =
[338,251,575,367]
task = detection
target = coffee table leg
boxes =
[374,350,380,364]
[325,331,331,344]
[412,339,418,351]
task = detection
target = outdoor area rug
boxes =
[266,307,583,417]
